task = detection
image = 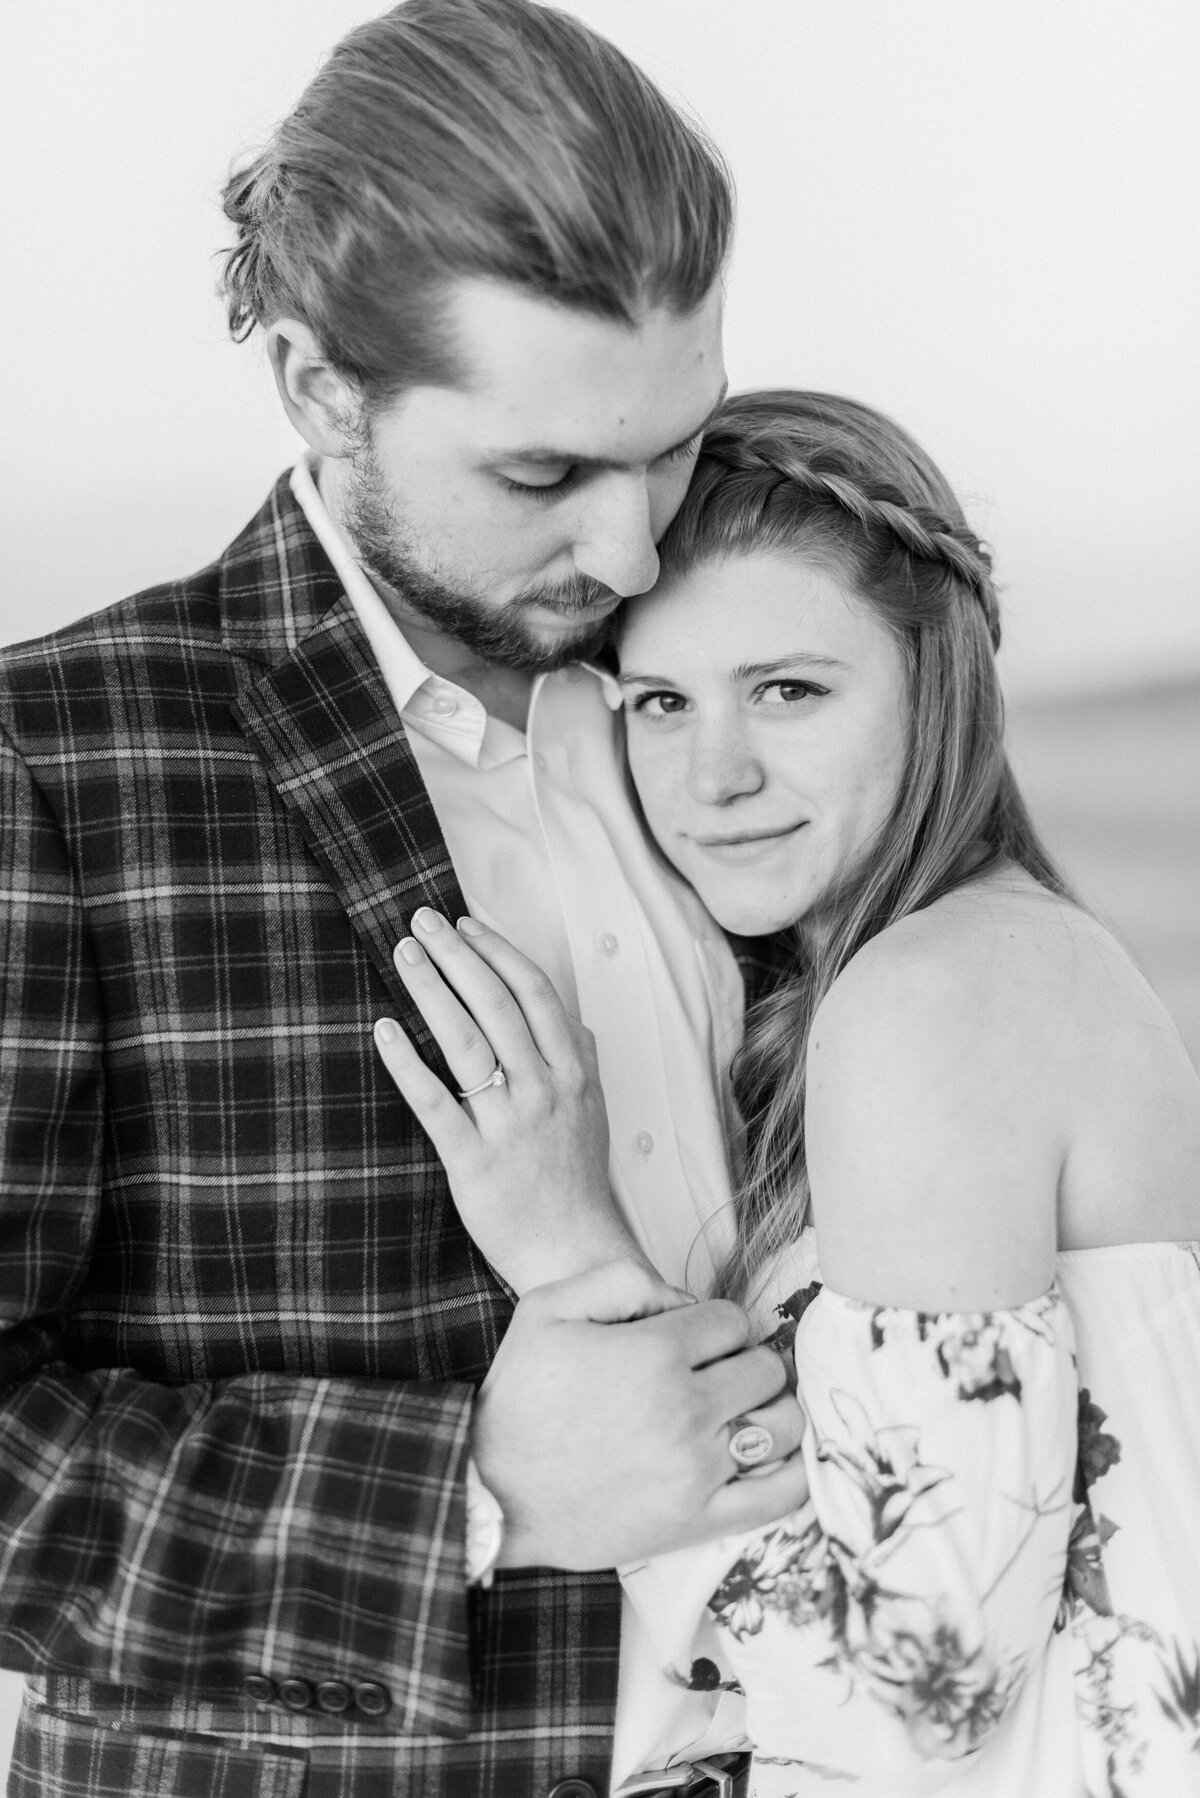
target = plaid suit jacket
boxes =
[0,477,622,1798]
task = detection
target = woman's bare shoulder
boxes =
[820,867,1163,1049]
[808,868,1200,1297]
[805,872,1096,1311]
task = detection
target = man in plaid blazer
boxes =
[0,4,807,1795]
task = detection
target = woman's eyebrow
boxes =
[730,653,849,679]
[617,652,848,687]
[484,384,730,471]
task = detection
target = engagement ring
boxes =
[456,1062,507,1101]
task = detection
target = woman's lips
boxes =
[690,823,807,856]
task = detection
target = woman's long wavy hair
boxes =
[651,391,1074,1306]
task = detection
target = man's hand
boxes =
[471,1259,809,1571]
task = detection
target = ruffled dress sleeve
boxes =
[622,1280,1079,1795]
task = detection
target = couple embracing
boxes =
[0,3,1197,1796]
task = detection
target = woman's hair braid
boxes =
[692,424,1002,650]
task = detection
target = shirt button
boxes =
[431,693,457,716]
[277,1677,314,1711]
[241,1674,275,1705]
[598,932,619,957]
[547,1781,598,1798]
[315,1678,352,1714]
[533,752,548,772]
[353,1680,392,1718]
[634,1131,654,1156]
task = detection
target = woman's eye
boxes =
[627,689,690,720]
[757,680,827,705]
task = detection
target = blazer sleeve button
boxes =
[241,1674,275,1705]
[352,1680,392,1718]
[277,1677,315,1711]
[315,1679,352,1714]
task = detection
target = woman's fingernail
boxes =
[395,937,425,967]
[457,916,485,937]
[412,908,444,934]
[375,1018,399,1044]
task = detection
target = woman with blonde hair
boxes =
[375,391,1200,1794]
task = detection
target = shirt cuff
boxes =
[465,1455,505,1587]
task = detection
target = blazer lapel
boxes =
[222,477,468,1048]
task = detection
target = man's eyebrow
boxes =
[484,382,729,471]
[617,652,848,686]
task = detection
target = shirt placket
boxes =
[527,671,736,1292]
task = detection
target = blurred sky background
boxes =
[4,1,1200,694]
[0,0,1197,1764]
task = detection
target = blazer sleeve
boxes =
[624,1283,1078,1794]
[0,720,478,1736]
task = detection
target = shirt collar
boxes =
[290,454,517,768]
[290,454,436,715]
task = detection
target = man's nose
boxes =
[687,721,764,806]
[572,474,660,598]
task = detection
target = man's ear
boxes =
[266,318,360,458]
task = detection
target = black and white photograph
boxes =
[1,4,1198,1794]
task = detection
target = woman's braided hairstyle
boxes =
[648,391,1072,1305]
[658,389,1001,651]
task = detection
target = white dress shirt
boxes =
[290,456,747,1785]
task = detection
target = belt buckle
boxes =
[612,1769,695,1796]
[614,1754,746,1797]
[693,1758,739,1797]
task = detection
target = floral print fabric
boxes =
[1059,1243,1200,1796]
[617,1240,1200,1795]
[703,1281,1078,1793]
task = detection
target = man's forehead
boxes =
[443,277,726,453]
[481,383,729,472]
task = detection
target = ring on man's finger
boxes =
[728,1422,775,1470]
[456,1061,507,1101]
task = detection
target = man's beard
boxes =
[341,438,620,672]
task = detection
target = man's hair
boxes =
[218,0,732,401]
[653,391,1075,1304]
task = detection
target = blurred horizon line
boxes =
[1008,666,1200,710]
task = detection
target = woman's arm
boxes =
[372,909,813,1537]
[628,914,1079,1791]
[373,907,649,1296]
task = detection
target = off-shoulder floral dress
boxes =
[617,1234,1200,1796]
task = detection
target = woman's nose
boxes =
[687,726,765,805]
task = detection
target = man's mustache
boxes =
[516,574,622,616]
